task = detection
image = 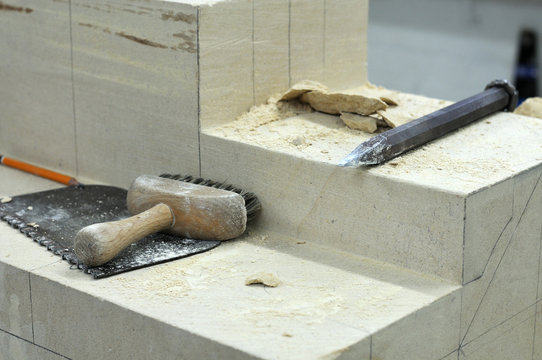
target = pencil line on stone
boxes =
[461,170,542,345]
[532,169,542,359]
[196,7,202,176]
[462,215,513,286]
[461,198,467,285]
[28,273,35,343]
[322,0,326,78]
[68,0,79,176]
[287,0,291,87]
[0,327,71,359]
[251,0,255,106]
[462,303,536,348]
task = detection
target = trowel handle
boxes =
[73,203,174,267]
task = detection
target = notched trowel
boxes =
[0,184,221,278]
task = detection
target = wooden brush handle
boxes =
[74,203,174,266]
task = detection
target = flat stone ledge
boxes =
[0,168,459,359]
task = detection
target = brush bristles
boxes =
[159,174,261,222]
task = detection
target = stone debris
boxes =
[245,272,281,287]
[279,80,329,101]
[1,197,12,203]
[514,97,542,119]
[340,112,378,133]
[281,81,388,116]
[300,90,387,115]
[276,80,453,132]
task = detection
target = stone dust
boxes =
[207,81,452,164]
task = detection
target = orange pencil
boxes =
[0,155,81,187]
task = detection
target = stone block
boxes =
[202,105,542,283]
[334,336,371,360]
[200,132,466,282]
[0,166,64,341]
[0,0,369,186]
[2,2,542,359]
[371,289,461,360]
[440,351,459,360]
[534,301,542,360]
[463,178,514,284]
[0,0,75,174]
[0,264,33,341]
[252,0,289,104]
[459,304,536,360]
[29,268,256,359]
[0,218,59,342]
[71,0,200,187]
[198,0,253,129]
[0,329,67,360]
[460,168,542,345]
[289,0,325,85]
[199,0,368,129]
[25,228,457,360]
[323,0,368,89]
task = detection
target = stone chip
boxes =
[300,90,387,115]
[279,80,329,101]
[340,112,379,133]
[513,97,542,119]
[245,272,281,287]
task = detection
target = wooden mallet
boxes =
[74,175,259,266]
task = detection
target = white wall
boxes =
[368,0,542,101]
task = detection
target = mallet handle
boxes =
[74,203,173,266]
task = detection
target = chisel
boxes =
[339,80,518,167]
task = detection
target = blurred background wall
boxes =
[367,0,541,101]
